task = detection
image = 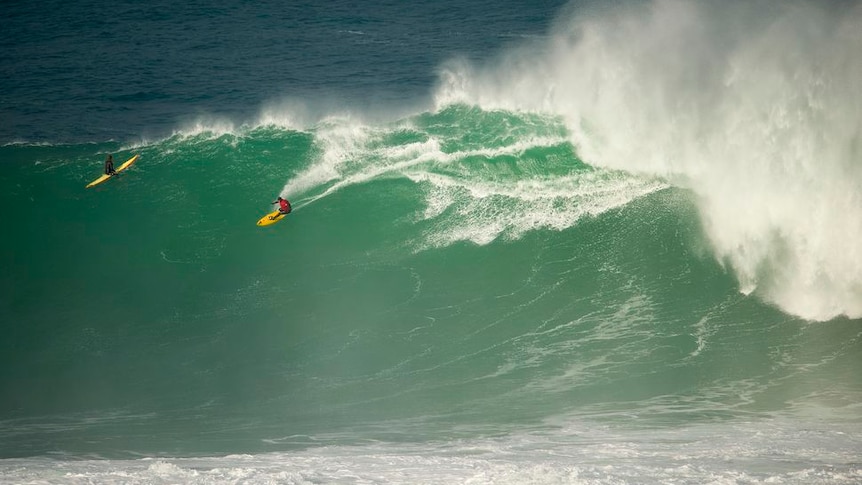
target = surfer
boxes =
[271,196,292,218]
[104,154,117,175]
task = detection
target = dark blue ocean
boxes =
[2,0,861,483]
[1,0,565,142]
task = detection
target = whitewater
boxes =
[433,0,862,322]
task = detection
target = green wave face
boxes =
[0,105,859,458]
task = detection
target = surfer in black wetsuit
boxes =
[104,154,117,175]
[270,196,292,219]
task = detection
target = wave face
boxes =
[1,105,860,473]
[435,0,862,321]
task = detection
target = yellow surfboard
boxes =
[86,154,140,188]
[257,210,287,227]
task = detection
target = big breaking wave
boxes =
[431,0,862,321]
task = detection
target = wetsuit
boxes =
[278,198,291,214]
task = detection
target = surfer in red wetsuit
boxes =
[271,196,292,218]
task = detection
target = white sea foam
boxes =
[1,418,859,485]
[406,169,664,248]
[255,98,315,131]
[431,0,862,321]
[172,116,238,139]
[281,115,372,200]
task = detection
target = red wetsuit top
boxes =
[279,198,291,213]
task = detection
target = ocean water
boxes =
[2,0,861,483]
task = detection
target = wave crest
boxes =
[432,0,862,320]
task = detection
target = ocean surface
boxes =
[2,0,861,483]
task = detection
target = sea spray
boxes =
[433,0,862,320]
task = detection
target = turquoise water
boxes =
[2,0,861,483]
